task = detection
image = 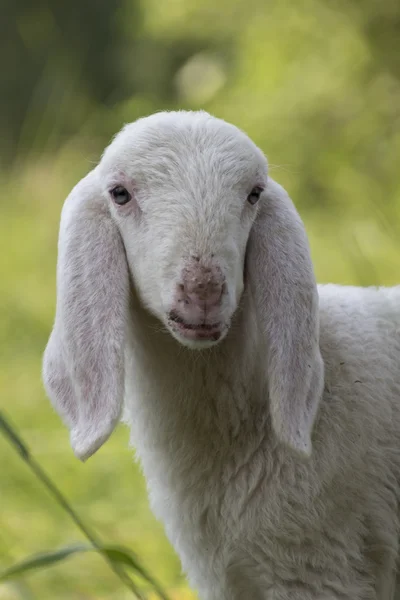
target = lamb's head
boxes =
[43,109,324,461]
[99,111,268,348]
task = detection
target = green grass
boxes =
[0,138,398,600]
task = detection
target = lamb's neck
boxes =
[125,298,270,459]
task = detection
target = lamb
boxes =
[42,110,400,600]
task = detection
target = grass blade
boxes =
[0,544,89,582]
[103,547,170,600]
[0,543,170,600]
[0,412,30,459]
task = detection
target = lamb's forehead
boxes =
[100,111,268,185]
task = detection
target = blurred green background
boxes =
[1,0,399,598]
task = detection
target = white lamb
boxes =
[43,110,400,599]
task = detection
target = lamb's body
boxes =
[43,111,400,599]
[124,284,400,600]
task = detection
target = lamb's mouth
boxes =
[167,311,224,343]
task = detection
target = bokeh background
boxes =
[1,0,400,598]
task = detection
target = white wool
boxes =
[43,110,400,599]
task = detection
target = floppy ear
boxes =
[43,169,129,461]
[246,178,324,457]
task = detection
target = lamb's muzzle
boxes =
[167,255,227,343]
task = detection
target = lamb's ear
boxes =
[246,178,324,457]
[43,169,129,461]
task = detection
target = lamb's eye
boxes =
[247,186,264,205]
[110,185,131,205]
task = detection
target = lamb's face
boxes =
[99,112,268,349]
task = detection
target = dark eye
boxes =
[110,185,131,205]
[247,186,264,205]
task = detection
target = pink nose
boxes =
[178,261,224,312]
[185,279,223,309]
